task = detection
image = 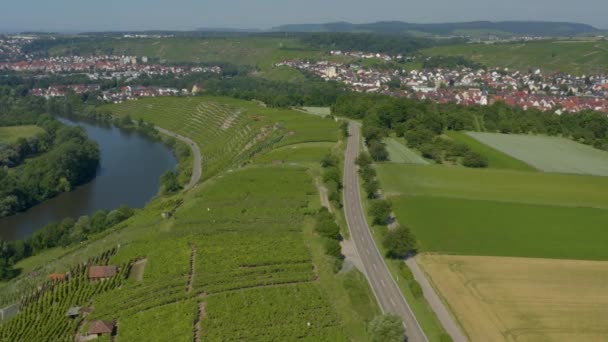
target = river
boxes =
[0,117,177,240]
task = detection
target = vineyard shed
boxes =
[88,320,115,336]
[88,266,117,280]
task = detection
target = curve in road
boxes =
[156,126,202,191]
[342,122,427,342]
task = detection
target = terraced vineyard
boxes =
[104,96,340,179]
[0,97,376,341]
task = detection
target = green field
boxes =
[422,40,608,75]
[104,96,340,179]
[383,137,430,164]
[0,96,379,341]
[467,132,608,176]
[0,125,44,143]
[378,164,608,260]
[445,131,535,171]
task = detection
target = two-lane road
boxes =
[342,122,427,342]
[156,126,202,191]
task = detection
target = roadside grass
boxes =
[466,131,608,176]
[421,40,608,75]
[0,125,44,143]
[419,254,608,341]
[383,137,430,164]
[378,163,608,209]
[445,131,535,171]
[392,195,608,260]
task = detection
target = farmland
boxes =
[422,40,608,75]
[0,97,378,341]
[418,254,608,341]
[377,164,608,259]
[103,96,340,179]
[383,137,430,164]
[0,125,44,143]
[445,131,535,171]
[466,132,608,176]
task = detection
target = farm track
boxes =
[155,126,202,191]
[193,302,206,342]
[187,244,197,293]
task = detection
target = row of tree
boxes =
[0,206,134,280]
[332,93,608,151]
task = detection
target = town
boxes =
[278,54,608,114]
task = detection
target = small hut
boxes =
[88,320,115,337]
[88,266,117,281]
[66,306,81,319]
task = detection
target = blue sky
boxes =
[2,0,606,32]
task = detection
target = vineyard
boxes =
[0,249,130,342]
[0,97,378,341]
[104,96,340,179]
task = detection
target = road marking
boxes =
[372,263,378,270]
[366,248,371,255]
[390,298,397,307]
[380,279,386,287]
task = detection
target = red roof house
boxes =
[88,320,115,336]
[88,266,117,280]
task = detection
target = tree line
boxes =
[0,206,134,280]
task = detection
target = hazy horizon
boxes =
[1,0,607,33]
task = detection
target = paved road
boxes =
[406,258,468,342]
[342,122,427,342]
[156,126,202,191]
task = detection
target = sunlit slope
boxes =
[104,96,340,179]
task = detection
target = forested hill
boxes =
[271,21,600,37]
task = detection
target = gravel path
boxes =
[156,126,202,191]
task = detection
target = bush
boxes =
[462,151,488,168]
[369,140,389,161]
[324,239,343,259]
[405,128,435,148]
[321,153,339,168]
[359,165,377,183]
[368,314,405,342]
[315,208,341,239]
[383,226,417,259]
[369,199,392,225]
[364,180,380,199]
[356,152,373,168]
[419,143,442,162]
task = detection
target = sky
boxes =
[1,0,606,32]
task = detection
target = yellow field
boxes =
[418,254,608,342]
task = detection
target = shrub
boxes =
[369,199,392,225]
[368,314,405,342]
[369,140,389,161]
[356,152,373,168]
[383,226,417,259]
[409,280,423,299]
[364,180,380,199]
[462,151,488,168]
[315,208,341,239]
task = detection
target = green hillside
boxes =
[422,40,608,75]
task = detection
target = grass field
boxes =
[419,254,608,341]
[467,132,608,176]
[445,131,535,171]
[383,137,430,164]
[422,40,608,75]
[0,125,44,143]
[104,96,339,179]
[378,164,608,260]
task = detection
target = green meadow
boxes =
[422,40,608,75]
[378,164,608,260]
[0,125,44,143]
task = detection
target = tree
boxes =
[315,208,341,239]
[462,151,488,168]
[161,170,182,193]
[364,179,380,199]
[321,153,339,168]
[368,314,405,342]
[369,200,392,225]
[369,140,389,162]
[356,152,373,168]
[383,226,417,259]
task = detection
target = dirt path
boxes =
[316,182,332,212]
[129,258,148,281]
[187,245,196,293]
[193,302,206,342]
[406,257,467,342]
[155,126,202,191]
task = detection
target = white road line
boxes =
[390,298,397,307]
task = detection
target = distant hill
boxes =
[271,21,600,37]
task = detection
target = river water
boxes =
[0,118,177,240]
